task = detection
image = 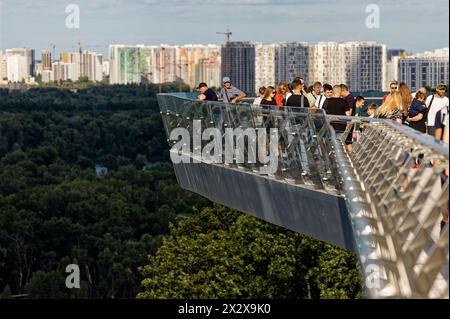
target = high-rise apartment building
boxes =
[0,51,7,82]
[60,52,73,64]
[5,48,35,77]
[58,51,102,81]
[195,45,221,89]
[109,45,146,84]
[314,42,348,87]
[6,54,28,82]
[221,41,255,94]
[275,42,310,85]
[385,56,401,91]
[41,50,52,71]
[176,44,221,89]
[102,60,110,78]
[82,51,103,81]
[41,70,52,83]
[255,43,277,92]
[4,48,35,81]
[59,52,81,80]
[51,61,78,82]
[109,44,221,88]
[313,42,386,91]
[398,48,449,92]
[346,42,386,92]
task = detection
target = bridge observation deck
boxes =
[158,93,449,299]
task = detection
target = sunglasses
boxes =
[391,87,398,90]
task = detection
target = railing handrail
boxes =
[158,93,449,157]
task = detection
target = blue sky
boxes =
[0,0,448,58]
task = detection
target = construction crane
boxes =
[72,41,84,55]
[216,29,232,79]
[72,41,102,56]
[216,29,232,44]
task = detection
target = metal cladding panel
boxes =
[173,159,355,251]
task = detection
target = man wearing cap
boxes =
[220,77,246,104]
[197,82,218,101]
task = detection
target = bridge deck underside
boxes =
[173,152,355,251]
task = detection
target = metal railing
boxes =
[159,94,342,193]
[332,117,448,298]
[157,93,449,299]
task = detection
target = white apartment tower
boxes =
[314,42,348,87]
[313,42,386,91]
[346,42,386,92]
[0,51,7,82]
[255,43,277,92]
[398,48,449,92]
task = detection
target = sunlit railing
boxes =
[331,117,449,298]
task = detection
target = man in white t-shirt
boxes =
[314,83,333,109]
[425,84,449,136]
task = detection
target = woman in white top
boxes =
[253,86,266,105]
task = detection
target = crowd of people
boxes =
[197,77,448,144]
[197,76,449,232]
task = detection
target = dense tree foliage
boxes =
[138,205,363,299]
[0,85,362,299]
[0,85,210,298]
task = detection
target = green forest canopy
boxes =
[0,85,362,299]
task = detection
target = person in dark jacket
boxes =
[285,78,310,108]
[197,82,218,101]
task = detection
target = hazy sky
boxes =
[0,0,448,58]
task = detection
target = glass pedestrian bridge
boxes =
[157,93,449,299]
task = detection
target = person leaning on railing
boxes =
[197,82,218,101]
[220,77,246,104]
[406,91,428,133]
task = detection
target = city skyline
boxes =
[2,41,448,94]
[0,0,449,57]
